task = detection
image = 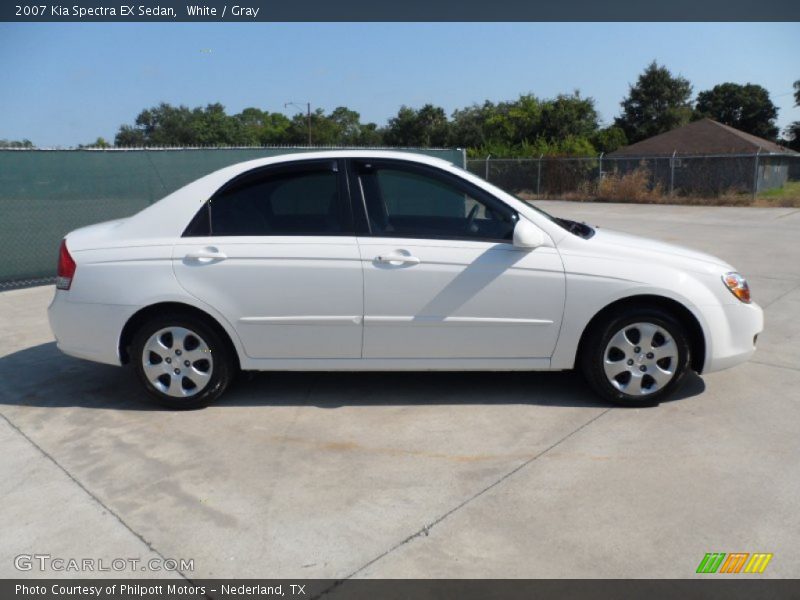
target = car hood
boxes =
[586,227,733,274]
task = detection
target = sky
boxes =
[0,22,798,147]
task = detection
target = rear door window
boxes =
[185,161,350,236]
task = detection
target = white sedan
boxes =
[48,151,763,408]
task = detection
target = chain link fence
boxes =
[0,146,465,289]
[467,153,800,202]
[3,148,797,289]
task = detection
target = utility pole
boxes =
[285,101,312,145]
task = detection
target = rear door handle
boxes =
[185,247,227,262]
[375,253,420,265]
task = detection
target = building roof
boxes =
[608,118,797,157]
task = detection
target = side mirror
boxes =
[513,219,546,249]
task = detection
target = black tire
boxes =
[580,307,691,407]
[131,312,235,409]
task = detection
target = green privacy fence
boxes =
[0,147,465,287]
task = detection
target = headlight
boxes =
[722,272,751,303]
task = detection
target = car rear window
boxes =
[184,164,347,237]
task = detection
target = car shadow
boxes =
[0,342,706,411]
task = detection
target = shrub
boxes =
[597,166,663,202]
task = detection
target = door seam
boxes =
[355,236,367,359]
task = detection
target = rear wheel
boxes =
[580,308,690,407]
[131,314,234,409]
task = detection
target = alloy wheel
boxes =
[602,322,678,396]
[141,326,214,398]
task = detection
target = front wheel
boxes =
[580,308,691,407]
[131,313,234,409]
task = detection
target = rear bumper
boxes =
[47,290,136,367]
[702,301,763,374]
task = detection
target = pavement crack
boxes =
[0,411,192,581]
[317,407,611,595]
[762,282,800,309]
[749,360,800,373]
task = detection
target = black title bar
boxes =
[4,579,800,600]
[2,0,800,22]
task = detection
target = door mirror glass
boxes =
[513,219,546,249]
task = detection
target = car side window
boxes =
[356,162,517,242]
[185,163,348,237]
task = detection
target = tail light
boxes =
[56,239,76,290]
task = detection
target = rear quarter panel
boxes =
[62,241,247,365]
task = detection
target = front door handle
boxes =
[185,247,227,262]
[375,253,420,266]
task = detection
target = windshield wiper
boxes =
[556,218,595,239]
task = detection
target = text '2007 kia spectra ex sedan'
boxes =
[48,151,763,408]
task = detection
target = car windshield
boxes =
[517,197,558,223]
[516,196,595,239]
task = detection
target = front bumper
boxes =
[702,300,764,374]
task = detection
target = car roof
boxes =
[214,149,461,177]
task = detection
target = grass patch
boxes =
[753,181,800,207]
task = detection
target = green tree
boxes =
[449,101,497,148]
[234,108,292,145]
[114,125,146,146]
[453,93,602,157]
[693,83,779,140]
[590,126,627,153]
[450,98,537,149]
[384,104,449,147]
[0,138,34,148]
[113,103,383,147]
[327,107,383,145]
[526,135,596,156]
[131,103,197,145]
[115,103,195,146]
[784,80,800,152]
[189,103,249,145]
[355,122,384,146]
[538,92,599,141]
[286,108,335,145]
[258,112,293,145]
[281,106,383,146]
[328,107,362,144]
[615,61,693,143]
[231,107,265,145]
[114,103,250,146]
[78,137,111,148]
[489,95,543,146]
